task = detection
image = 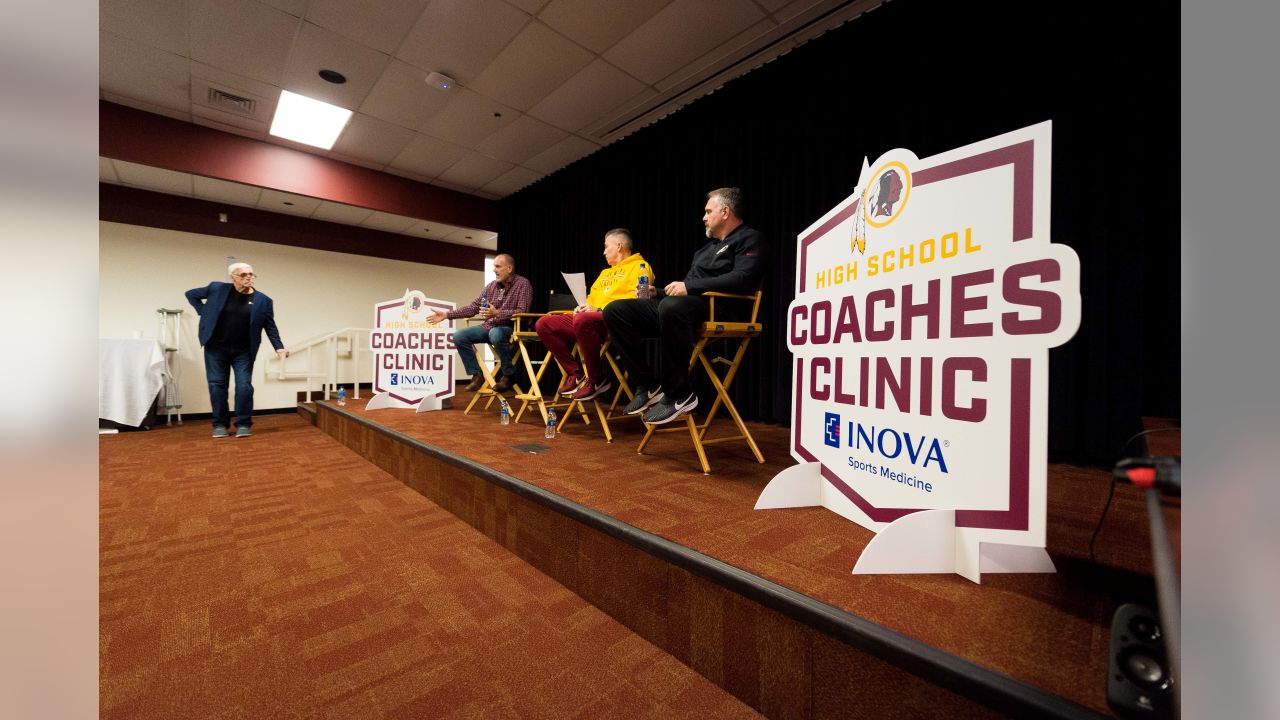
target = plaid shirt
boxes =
[447,274,533,330]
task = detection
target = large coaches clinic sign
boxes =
[367,289,456,410]
[756,122,1081,582]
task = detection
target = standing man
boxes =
[186,262,288,438]
[428,253,532,393]
[603,188,764,425]
[535,228,654,401]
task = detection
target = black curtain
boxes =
[497,0,1179,466]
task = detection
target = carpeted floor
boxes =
[100,415,761,719]
[327,391,1174,716]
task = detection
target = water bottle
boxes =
[545,408,557,439]
[479,295,490,315]
[636,264,649,298]
[336,386,347,406]
[499,399,510,426]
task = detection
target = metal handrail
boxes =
[266,327,373,402]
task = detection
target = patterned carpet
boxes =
[99,415,760,719]
[322,391,1174,717]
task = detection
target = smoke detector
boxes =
[425,72,457,91]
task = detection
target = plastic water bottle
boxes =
[499,399,510,425]
[636,265,649,298]
[479,295,490,314]
[545,408,557,439]
[336,386,347,406]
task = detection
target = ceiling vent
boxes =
[206,88,257,116]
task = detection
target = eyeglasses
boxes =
[233,272,256,278]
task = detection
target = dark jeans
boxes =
[204,344,255,428]
[602,296,708,399]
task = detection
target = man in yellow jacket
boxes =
[535,228,655,401]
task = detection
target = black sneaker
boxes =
[642,390,698,425]
[623,385,663,415]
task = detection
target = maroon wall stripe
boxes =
[99,100,498,232]
[101,183,486,271]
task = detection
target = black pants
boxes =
[603,296,708,399]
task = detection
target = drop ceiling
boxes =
[100,0,884,246]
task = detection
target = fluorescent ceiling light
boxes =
[269,90,352,150]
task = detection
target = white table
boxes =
[99,338,165,427]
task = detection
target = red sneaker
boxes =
[558,373,584,396]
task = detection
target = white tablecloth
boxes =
[99,338,166,426]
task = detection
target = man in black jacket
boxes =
[603,187,764,425]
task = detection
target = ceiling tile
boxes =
[99,92,192,122]
[358,59,454,131]
[259,0,308,17]
[434,153,515,190]
[114,161,195,195]
[191,102,271,136]
[522,135,601,174]
[757,0,793,11]
[506,0,550,14]
[604,0,765,85]
[361,210,418,233]
[279,22,391,111]
[191,115,269,141]
[527,59,650,133]
[388,133,469,179]
[396,0,531,85]
[188,0,301,86]
[469,22,594,112]
[100,158,120,183]
[193,175,263,206]
[442,227,498,249]
[331,114,417,167]
[654,17,775,91]
[100,32,192,115]
[480,166,543,197]
[474,115,568,166]
[257,188,323,216]
[418,88,521,148]
[538,0,671,54]
[305,0,426,54]
[312,201,374,225]
[408,220,461,242]
[100,0,189,56]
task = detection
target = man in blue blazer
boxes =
[186,262,288,438]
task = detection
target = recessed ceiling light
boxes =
[269,90,352,150]
[318,69,346,84]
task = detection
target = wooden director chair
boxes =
[462,316,520,416]
[558,336,642,442]
[636,290,766,474]
[508,293,593,427]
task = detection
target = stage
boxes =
[308,391,1176,719]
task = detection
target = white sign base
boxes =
[366,391,413,410]
[758,465,1055,583]
[415,395,443,413]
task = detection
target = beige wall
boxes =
[100,221,485,415]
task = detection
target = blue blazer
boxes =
[185,282,284,357]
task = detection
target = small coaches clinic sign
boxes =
[370,289,456,409]
[757,122,1081,581]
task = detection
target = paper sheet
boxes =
[560,272,587,306]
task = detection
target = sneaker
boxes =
[623,385,663,415]
[492,375,514,393]
[571,378,612,401]
[212,425,229,439]
[464,375,484,392]
[557,373,584,396]
[235,426,252,438]
[642,390,698,425]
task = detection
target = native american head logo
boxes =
[852,161,913,255]
[400,288,430,320]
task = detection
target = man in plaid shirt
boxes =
[428,253,533,393]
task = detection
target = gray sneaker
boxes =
[212,426,229,438]
[235,426,252,438]
[642,390,698,425]
[623,385,663,415]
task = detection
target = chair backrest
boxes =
[547,291,577,312]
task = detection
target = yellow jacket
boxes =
[585,253,655,309]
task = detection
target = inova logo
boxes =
[390,373,399,385]
[824,414,950,473]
